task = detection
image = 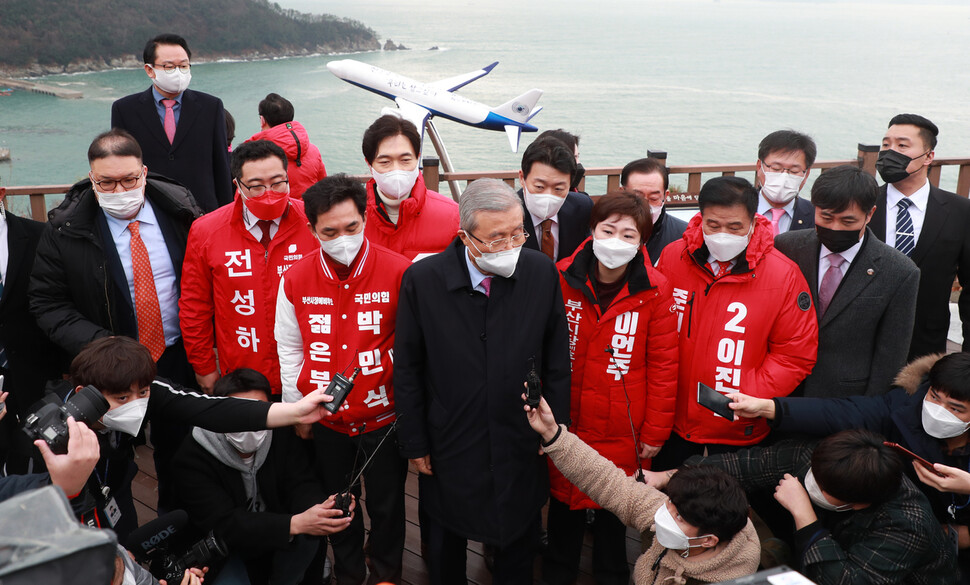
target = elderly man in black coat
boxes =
[394,178,571,585]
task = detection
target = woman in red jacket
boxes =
[544,191,679,585]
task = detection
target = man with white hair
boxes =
[394,178,571,585]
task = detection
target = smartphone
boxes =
[883,441,944,477]
[697,382,734,420]
[0,374,5,416]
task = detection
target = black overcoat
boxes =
[394,238,571,544]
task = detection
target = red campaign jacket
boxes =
[179,196,319,394]
[655,214,818,446]
[246,121,327,199]
[276,240,411,435]
[364,174,459,261]
[549,239,679,510]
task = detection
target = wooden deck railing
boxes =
[7,144,970,222]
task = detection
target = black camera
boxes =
[156,533,227,583]
[23,385,110,454]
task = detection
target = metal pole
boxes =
[425,120,462,202]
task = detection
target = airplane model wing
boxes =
[385,97,434,156]
[429,62,498,92]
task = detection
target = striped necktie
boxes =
[894,198,916,257]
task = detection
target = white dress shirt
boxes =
[464,248,491,294]
[103,200,180,346]
[0,209,8,287]
[885,180,930,249]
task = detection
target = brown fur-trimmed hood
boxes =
[893,354,945,395]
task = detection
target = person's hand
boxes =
[0,390,8,422]
[266,389,334,428]
[774,473,817,529]
[159,567,207,585]
[639,442,662,459]
[195,371,219,395]
[729,393,776,420]
[294,423,313,440]
[522,394,558,443]
[291,495,355,536]
[913,461,970,495]
[410,456,433,475]
[36,417,100,497]
[641,469,675,489]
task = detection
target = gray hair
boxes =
[459,178,524,233]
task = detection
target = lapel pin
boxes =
[867,269,874,275]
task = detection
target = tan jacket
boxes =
[543,426,761,584]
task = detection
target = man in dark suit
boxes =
[620,157,688,264]
[0,186,67,471]
[29,129,201,509]
[517,136,593,262]
[869,113,970,359]
[775,165,919,398]
[394,178,570,585]
[111,33,232,213]
[755,130,816,235]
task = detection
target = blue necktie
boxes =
[895,198,916,257]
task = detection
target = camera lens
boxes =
[64,385,111,424]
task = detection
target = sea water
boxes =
[2,0,969,210]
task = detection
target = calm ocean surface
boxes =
[2,0,969,211]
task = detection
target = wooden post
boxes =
[687,173,702,194]
[30,194,47,222]
[857,144,880,177]
[422,157,440,195]
[928,164,942,189]
[957,163,970,198]
[606,175,621,192]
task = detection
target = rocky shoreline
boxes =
[0,39,389,79]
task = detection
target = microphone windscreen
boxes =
[123,509,189,559]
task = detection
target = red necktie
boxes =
[161,99,177,144]
[257,220,273,248]
[708,261,730,279]
[539,219,555,260]
[129,221,166,361]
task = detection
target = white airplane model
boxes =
[326,59,543,152]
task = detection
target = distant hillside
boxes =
[0,0,379,76]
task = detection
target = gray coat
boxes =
[774,228,919,398]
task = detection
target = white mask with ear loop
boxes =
[652,501,714,557]
[101,398,149,436]
[804,468,853,512]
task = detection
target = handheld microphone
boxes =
[124,510,189,562]
[605,346,645,482]
[525,357,541,408]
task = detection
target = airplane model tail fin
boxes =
[491,89,543,124]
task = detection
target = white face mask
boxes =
[93,183,146,220]
[653,501,712,557]
[922,398,970,439]
[703,226,752,263]
[760,170,804,204]
[101,398,149,436]
[593,236,639,270]
[225,430,269,454]
[524,187,566,222]
[149,66,191,95]
[320,232,364,267]
[468,237,522,279]
[372,167,419,200]
[650,204,664,224]
[804,468,853,512]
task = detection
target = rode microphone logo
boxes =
[140,524,178,552]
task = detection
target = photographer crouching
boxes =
[24,336,337,541]
[524,395,760,584]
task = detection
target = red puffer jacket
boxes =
[656,214,818,446]
[179,197,320,394]
[549,239,679,510]
[364,174,459,261]
[246,121,327,198]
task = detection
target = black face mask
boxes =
[876,149,927,184]
[571,163,585,192]
[816,224,861,253]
